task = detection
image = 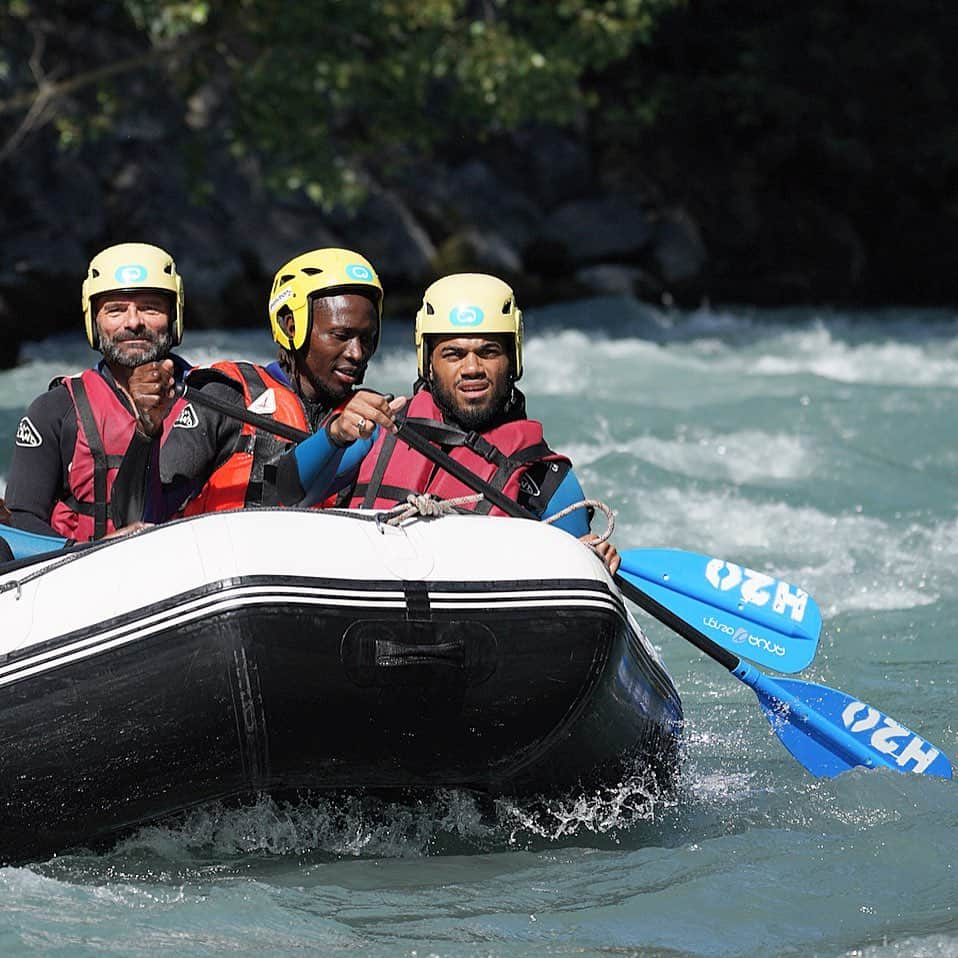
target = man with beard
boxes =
[284,272,620,572]
[2,242,190,543]
[117,247,399,518]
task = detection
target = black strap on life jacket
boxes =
[71,376,112,540]
[403,417,505,465]
[354,404,558,513]
[361,428,400,508]
[230,362,305,508]
[468,439,555,514]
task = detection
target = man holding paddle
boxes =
[275,272,621,572]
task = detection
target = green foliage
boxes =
[125,0,210,40]
[202,0,674,197]
[0,0,677,205]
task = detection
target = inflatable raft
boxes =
[0,509,682,863]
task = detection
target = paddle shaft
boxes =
[176,382,311,443]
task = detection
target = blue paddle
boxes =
[619,548,822,674]
[743,668,952,778]
[390,425,949,779]
[0,524,68,559]
[615,572,953,779]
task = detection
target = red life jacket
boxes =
[50,367,188,541]
[182,361,311,515]
[347,388,570,516]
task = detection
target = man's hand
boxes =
[129,360,176,437]
[581,534,621,575]
[329,392,407,446]
[103,521,154,539]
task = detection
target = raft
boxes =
[0,509,682,863]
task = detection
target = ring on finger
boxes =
[356,417,366,432]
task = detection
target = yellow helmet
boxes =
[268,248,383,352]
[415,273,524,380]
[82,243,184,350]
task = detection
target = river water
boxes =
[0,299,954,957]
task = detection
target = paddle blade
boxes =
[0,524,66,560]
[737,665,954,779]
[619,549,822,674]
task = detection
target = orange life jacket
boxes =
[347,388,570,516]
[182,361,310,515]
[50,367,188,540]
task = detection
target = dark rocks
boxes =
[536,194,654,262]
[0,118,712,369]
[432,228,524,280]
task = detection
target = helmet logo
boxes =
[346,263,373,281]
[269,287,294,312]
[114,264,148,284]
[449,305,484,327]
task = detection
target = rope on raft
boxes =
[376,493,616,558]
[544,498,615,545]
[377,492,485,528]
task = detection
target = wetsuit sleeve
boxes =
[159,381,243,484]
[3,387,77,539]
[533,467,592,537]
[276,422,376,506]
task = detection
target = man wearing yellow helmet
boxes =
[282,273,620,572]
[116,247,400,516]
[3,243,191,543]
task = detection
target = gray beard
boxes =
[101,329,173,367]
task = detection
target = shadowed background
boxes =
[2,0,957,369]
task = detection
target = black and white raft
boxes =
[0,509,682,862]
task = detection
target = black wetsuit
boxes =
[4,356,188,541]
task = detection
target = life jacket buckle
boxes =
[464,431,499,463]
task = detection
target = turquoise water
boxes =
[0,299,955,957]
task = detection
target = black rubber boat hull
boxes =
[0,511,682,862]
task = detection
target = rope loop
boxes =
[376,492,484,529]
[543,498,616,546]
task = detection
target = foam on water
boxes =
[96,769,675,865]
[588,477,958,617]
[564,427,818,484]
[749,322,958,386]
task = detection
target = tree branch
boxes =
[0,39,196,117]
[0,33,206,163]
